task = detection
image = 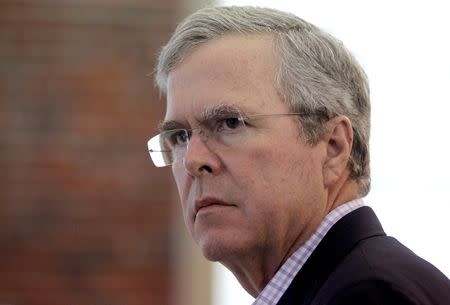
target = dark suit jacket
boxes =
[277,206,450,305]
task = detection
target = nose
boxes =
[183,131,222,176]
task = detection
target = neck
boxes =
[220,247,284,297]
[325,172,359,213]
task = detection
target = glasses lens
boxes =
[148,135,168,167]
[147,129,189,167]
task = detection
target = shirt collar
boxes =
[251,198,365,305]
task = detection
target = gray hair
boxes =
[155,6,371,196]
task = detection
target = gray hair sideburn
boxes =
[155,6,371,196]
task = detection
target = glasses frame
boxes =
[147,112,311,167]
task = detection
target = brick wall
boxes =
[0,1,179,304]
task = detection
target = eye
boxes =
[174,130,189,145]
[216,117,245,132]
[163,129,189,149]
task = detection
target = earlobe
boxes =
[322,116,353,188]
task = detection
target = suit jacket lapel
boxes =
[276,206,386,305]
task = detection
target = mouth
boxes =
[194,197,235,218]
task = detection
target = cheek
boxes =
[246,144,297,185]
[172,171,197,237]
[172,165,184,195]
[246,142,321,203]
[172,166,192,212]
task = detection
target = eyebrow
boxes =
[158,104,243,132]
[158,120,184,132]
[199,104,242,122]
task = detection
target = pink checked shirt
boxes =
[252,199,365,305]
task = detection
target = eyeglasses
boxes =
[147,112,309,167]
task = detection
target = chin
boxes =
[198,237,231,261]
[196,231,245,262]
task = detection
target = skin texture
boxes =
[164,33,358,297]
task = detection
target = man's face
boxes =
[164,34,328,264]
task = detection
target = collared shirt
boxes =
[252,198,365,305]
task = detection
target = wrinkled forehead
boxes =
[163,34,289,126]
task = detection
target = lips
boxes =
[194,197,234,217]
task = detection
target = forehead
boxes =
[164,33,290,123]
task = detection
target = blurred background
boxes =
[0,0,213,304]
[1,1,449,305]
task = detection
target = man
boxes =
[148,6,450,305]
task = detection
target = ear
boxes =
[322,116,353,188]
